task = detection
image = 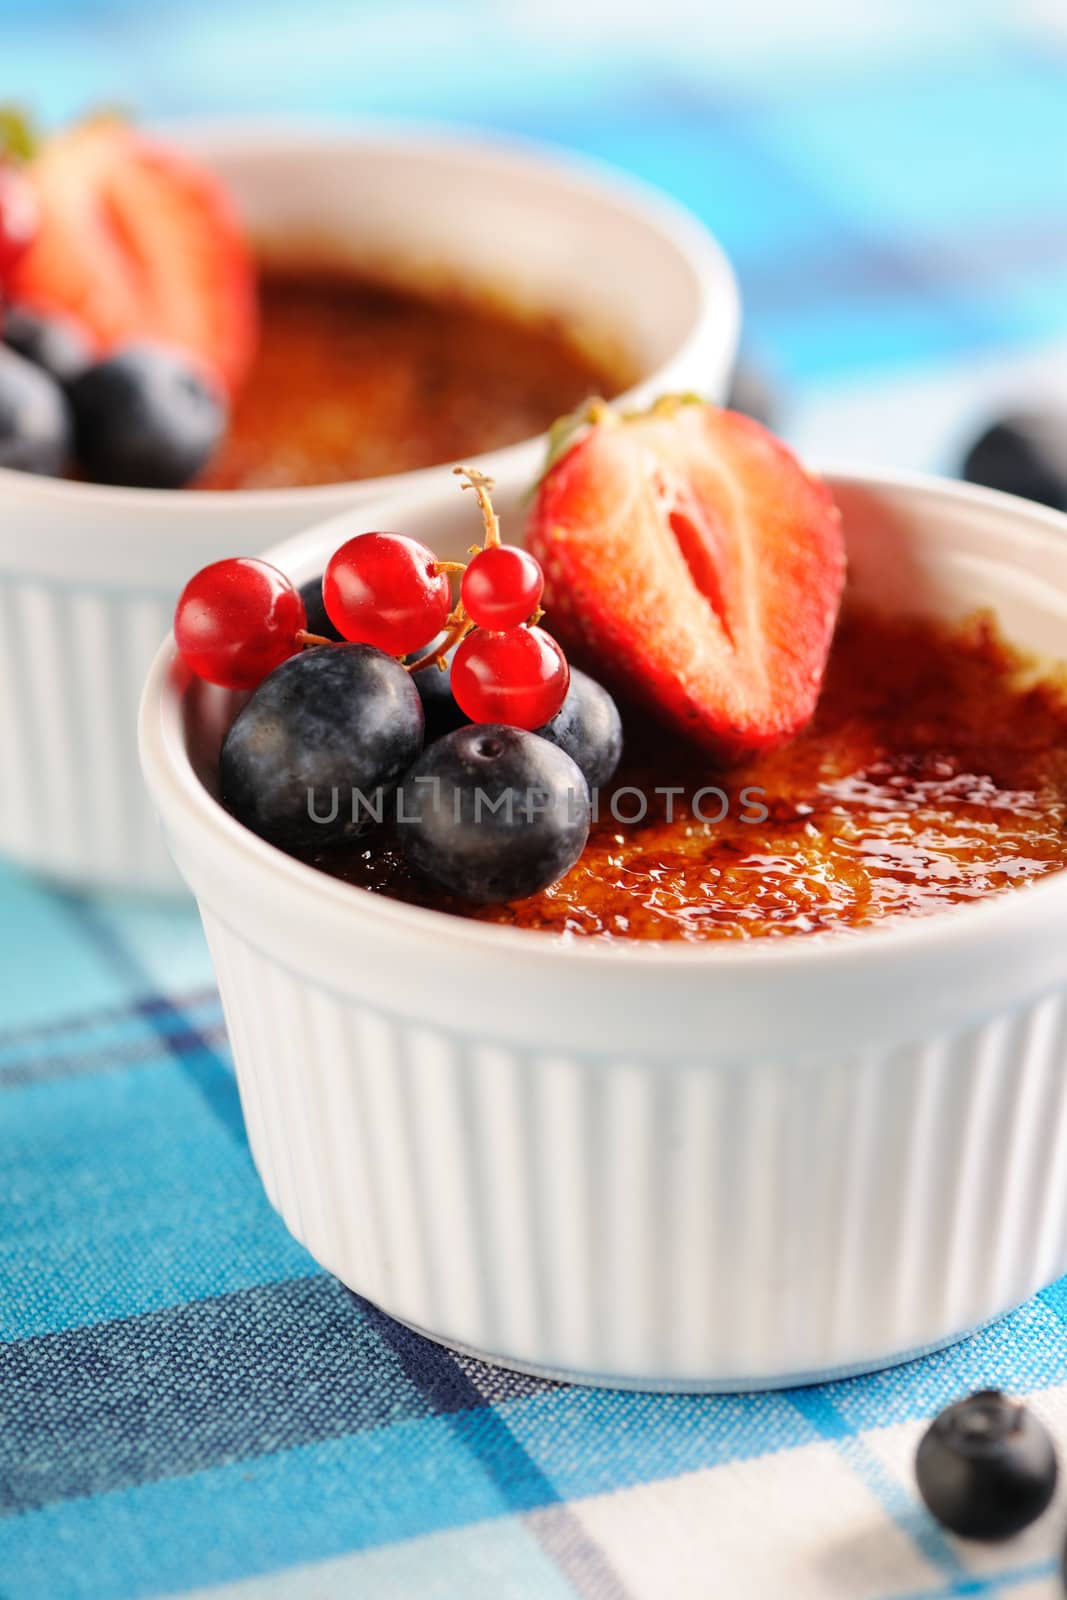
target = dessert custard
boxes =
[197,270,632,490]
[178,403,1067,941]
[0,120,631,489]
[325,610,1067,940]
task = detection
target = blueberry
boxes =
[397,724,590,903]
[0,345,72,475]
[2,304,92,384]
[962,414,1067,513]
[219,644,424,855]
[915,1390,1057,1540]
[535,667,622,791]
[298,576,343,642]
[409,645,469,743]
[68,343,227,489]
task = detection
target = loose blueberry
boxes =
[915,1390,1057,1540]
[408,645,469,743]
[68,343,227,488]
[219,644,424,855]
[0,345,72,475]
[398,723,590,903]
[298,576,343,642]
[2,304,92,384]
[962,414,1067,513]
[534,667,622,791]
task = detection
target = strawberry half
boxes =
[526,398,846,758]
[8,121,256,392]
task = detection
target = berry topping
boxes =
[297,576,343,643]
[68,344,227,489]
[451,625,569,730]
[323,531,453,655]
[461,543,544,631]
[397,723,589,903]
[177,461,579,896]
[220,645,423,854]
[8,120,256,391]
[407,641,469,742]
[962,413,1067,514]
[402,466,572,726]
[534,666,623,790]
[175,557,306,690]
[916,1391,1057,1541]
[0,344,72,475]
[0,161,38,280]
[1,303,91,384]
[526,396,845,757]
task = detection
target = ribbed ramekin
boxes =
[0,119,737,892]
[140,469,1067,1389]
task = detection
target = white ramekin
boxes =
[140,468,1067,1391]
[0,120,737,892]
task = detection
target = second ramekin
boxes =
[0,120,737,892]
[140,469,1067,1390]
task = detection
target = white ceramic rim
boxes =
[0,115,738,517]
[140,464,1067,980]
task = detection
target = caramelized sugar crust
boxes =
[197,271,628,490]
[323,610,1067,940]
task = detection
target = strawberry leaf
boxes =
[527,393,711,502]
[526,397,613,502]
[0,106,38,163]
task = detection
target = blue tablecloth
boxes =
[4,3,1067,1596]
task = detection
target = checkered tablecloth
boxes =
[5,3,1067,1596]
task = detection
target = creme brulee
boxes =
[196,271,632,490]
[319,610,1067,940]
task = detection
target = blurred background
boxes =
[3,0,1066,472]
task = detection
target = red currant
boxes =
[452,625,569,729]
[175,558,306,689]
[461,544,544,631]
[324,532,451,655]
[0,164,38,281]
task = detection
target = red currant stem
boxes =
[405,615,477,675]
[433,560,468,575]
[407,467,499,674]
[529,605,545,627]
[296,629,337,649]
[453,464,501,548]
